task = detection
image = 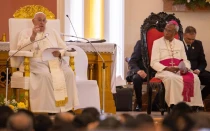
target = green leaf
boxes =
[19,93,25,101]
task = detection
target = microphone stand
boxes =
[66,15,79,42]
[5,36,47,105]
[62,34,106,114]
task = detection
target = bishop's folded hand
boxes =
[164,66,180,73]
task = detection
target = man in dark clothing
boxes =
[183,26,210,100]
[127,40,147,111]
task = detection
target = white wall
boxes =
[124,0,210,77]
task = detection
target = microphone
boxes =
[61,34,105,63]
[61,34,106,114]
[66,15,78,42]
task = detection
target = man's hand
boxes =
[164,66,179,73]
[137,70,147,79]
[30,25,40,42]
[52,51,61,58]
[193,69,200,75]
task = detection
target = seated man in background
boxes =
[150,20,203,108]
[183,26,210,100]
[127,40,147,111]
[17,12,79,113]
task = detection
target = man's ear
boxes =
[32,19,35,24]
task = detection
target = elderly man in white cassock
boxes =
[150,20,203,108]
[17,12,79,113]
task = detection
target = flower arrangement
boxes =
[173,0,210,10]
[0,94,27,112]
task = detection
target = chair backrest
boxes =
[8,18,60,67]
[140,12,183,78]
[67,45,88,81]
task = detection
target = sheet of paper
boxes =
[42,47,62,61]
[178,60,188,74]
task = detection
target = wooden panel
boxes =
[0,51,14,99]
[87,52,116,114]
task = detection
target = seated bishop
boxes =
[150,20,203,107]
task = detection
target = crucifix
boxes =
[169,60,175,67]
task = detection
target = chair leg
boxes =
[159,83,165,115]
[147,84,152,114]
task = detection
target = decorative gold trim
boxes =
[70,56,76,74]
[55,97,68,107]
[13,5,55,19]
[24,57,30,77]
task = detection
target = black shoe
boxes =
[134,106,142,112]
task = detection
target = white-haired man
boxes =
[17,12,79,113]
[150,20,203,108]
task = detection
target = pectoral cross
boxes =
[169,60,175,66]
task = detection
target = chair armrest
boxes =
[9,50,33,57]
[64,51,77,57]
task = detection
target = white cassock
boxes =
[17,27,79,113]
[150,37,203,107]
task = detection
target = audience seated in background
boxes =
[150,20,203,108]
[17,12,79,113]
[183,26,210,100]
[162,102,194,131]
[1,105,210,131]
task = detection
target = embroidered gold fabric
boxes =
[13,5,55,19]
[55,97,68,107]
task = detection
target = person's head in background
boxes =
[97,116,122,130]
[184,26,196,45]
[34,114,52,131]
[54,112,75,125]
[81,107,100,122]
[7,112,34,131]
[0,106,14,130]
[164,20,179,41]
[162,102,194,131]
[18,109,35,127]
[135,114,155,131]
[72,113,99,131]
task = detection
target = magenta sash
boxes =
[160,58,180,66]
[160,58,194,102]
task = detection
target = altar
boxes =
[0,42,117,114]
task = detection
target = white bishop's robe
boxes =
[150,37,203,107]
[17,27,79,113]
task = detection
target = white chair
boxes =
[67,45,101,112]
[8,18,76,109]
